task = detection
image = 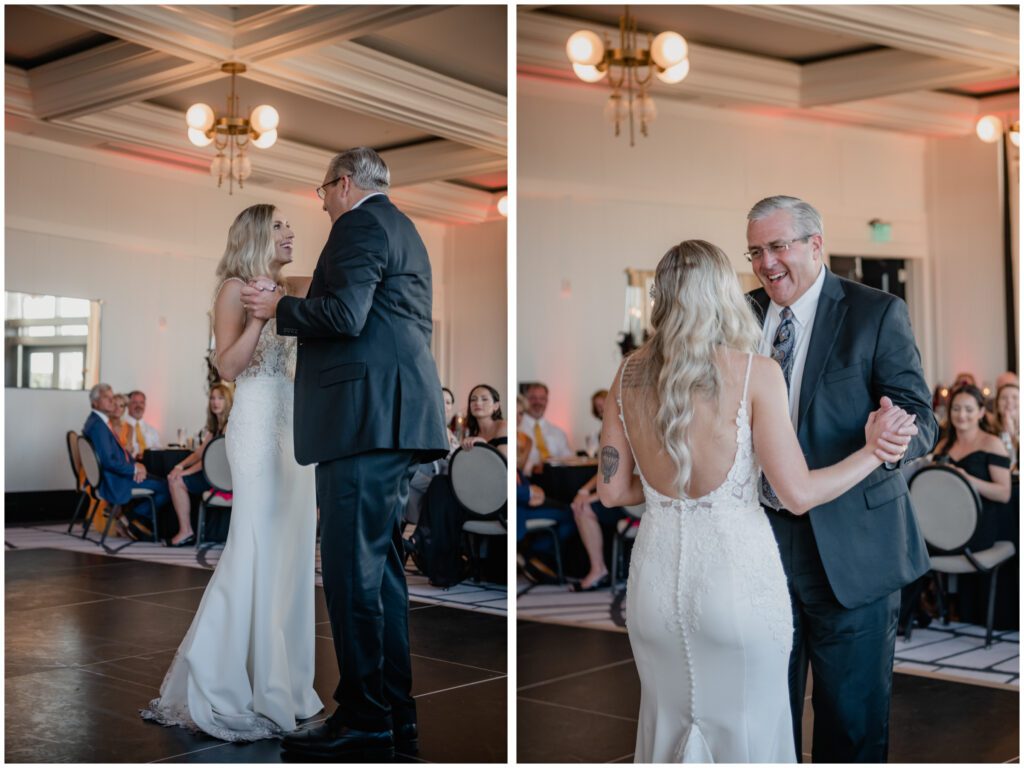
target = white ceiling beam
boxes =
[518,12,801,108]
[391,182,495,225]
[801,49,1015,108]
[5,66,34,118]
[725,5,1019,70]
[26,42,219,121]
[55,102,503,189]
[810,91,980,137]
[249,43,507,155]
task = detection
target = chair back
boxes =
[201,435,233,492]
[449,444,507,517]
[76,435,102,491]
[66,430,84,491]
[909,465,982,553]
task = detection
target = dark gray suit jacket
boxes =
[277,195,449,466]
[750,269,937,608]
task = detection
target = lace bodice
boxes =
[216,279,296,381]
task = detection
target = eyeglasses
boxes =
[744,235,812,263]
[315,174,348,200]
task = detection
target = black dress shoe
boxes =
[168,534,196,547]
[394,722,418,755]
[282,720,394,762]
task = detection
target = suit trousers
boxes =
[767,508,900,763]
[316,450,418,732]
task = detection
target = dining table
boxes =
[533,456,599,505]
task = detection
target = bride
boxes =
[141,204,322,741]
[598,240,913,763]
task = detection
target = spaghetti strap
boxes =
[616,354,650,488]
[741,352,754,405]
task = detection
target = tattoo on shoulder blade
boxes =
[601,446,620,483]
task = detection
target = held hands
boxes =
[133,462,148,483]
[571,489,595,516]
[864,396,917,463]
[528,484,546,507]
[239,276,282,321]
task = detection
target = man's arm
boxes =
[276,211,387,338]
[84,421,134,479]
[871,297,938,466]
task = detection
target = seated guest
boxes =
[109,393,132,451]
[519,382,572,473]
[404,386,459,527]
[584,389,608,456]
[932,384,950,426]
[995,370,1019,392]
[570,390,626,591]
[953,371,977,389]
[933,384,1012,625]
[165,384,233,546]
[991,382,1019,470]
[515,395,573,580]
[461,384,508,457]
[126,389,162,459]
[83,383,169,535]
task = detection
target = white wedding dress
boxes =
[142,282,323,741]
[621,353,796,763]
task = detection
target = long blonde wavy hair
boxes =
[215,204,276,282]
[637,239,762,495]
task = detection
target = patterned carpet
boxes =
[4,523,506,615]
[517,578,1019,691]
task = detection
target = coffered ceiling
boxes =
[519,5,1019,137]
[5,5,508,223]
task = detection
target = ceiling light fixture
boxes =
[186,62,279,194]
[976,114,1020,147]
[566,7,689,146]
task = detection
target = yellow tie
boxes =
[533,421,550,461]
[135,422,147,454]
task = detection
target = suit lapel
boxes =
[797,270,847,433]
[748,289,770,328]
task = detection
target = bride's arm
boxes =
[212,279,267,381]
[597,363,645,507]
[751,355,912,515]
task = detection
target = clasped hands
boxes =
[239,275,282,320]
[866,396,917,464]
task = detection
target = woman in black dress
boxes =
[933,384,1012,625]
[462,383,508,457]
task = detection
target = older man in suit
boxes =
[745,196,937,762]
[242,147,449,762]
[82,383,169,536]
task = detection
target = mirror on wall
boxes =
[5,292,101,390]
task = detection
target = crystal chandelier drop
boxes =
[185,62,279,194]
[566,7,689,147]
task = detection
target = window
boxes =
[5,292,101,390]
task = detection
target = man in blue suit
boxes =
[82,383,169,533]
[746,196,937,762]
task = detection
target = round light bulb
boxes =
[1010,122,1020,147]
[976,115,1003,143]
[185,103,215,131]
[188,127,213,147]
[656,58,690,84]
[252,129,278,149]
[497,195,508,217]
[572,63,607,83]
[249,104,279,133]
[566,30,604,66]
[650,31,688,69]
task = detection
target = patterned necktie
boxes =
[533,421,550,461]
[761,307,795,508]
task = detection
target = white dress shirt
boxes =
[351,192,385,210]
[519,413,573,473]
[125,415,162,455]
[758,265,827,431]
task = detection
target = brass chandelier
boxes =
[566,7,690,146]
[185,62,279,194]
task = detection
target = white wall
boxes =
[5,137,502,491]
[925,134,1010,391]
[442,219,508,414]
[518,78,1005,450]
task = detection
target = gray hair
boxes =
[328,147,390,193]
[747,196,824,240]
[89,383,111,405]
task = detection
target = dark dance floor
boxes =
[518,619,1020,763]
[5,548,506,763]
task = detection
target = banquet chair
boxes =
[908,465,1016,648]
[522,517,565,584]
[66,430,101,537]
[449,444,507,583]
[78,435,160,546]
[197,435,232,547]
[610,503,645,595]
